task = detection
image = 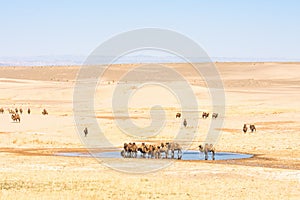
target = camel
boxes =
[28,108,31,114]
[122,143,133,158]
[166,142,182,159]
[156,143,168,159]
[19,108,23,114]
[138,143,149,158]
[130,142,138,158]
[15,108,18,113]
[42,109,48,115]
[202,112,209,119]
[0,107,4,114]
[183,119,187,127]
[11,113,20,122]
[146,144,157,158]
[84,127,88,137]
[250,124,256,132]
[176,113,181,118]
[243,124,248,133]
[8,109,15,114]
[199,143,215,160]
[212,113,218,119]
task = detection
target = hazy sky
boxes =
[0,0,299,60]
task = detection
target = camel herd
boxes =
[121,142,216,160]
[176,112,257,134]
[121,142,183,159]
[0,107,48,123]
[175,112,219,120]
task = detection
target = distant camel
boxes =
[250,124,256,132]
[42,109,48,115]
[243,124,248,133]
[176,113,181,118]
[84,127,88,137]
[28,108,31,114]
[8,109,15,114]
[199,143,215,160]
[11,113,20,122]
[166,142,182,159]
[212,113,218,119]
[15,108,18,113]
[0,107,4,114]
[202,112,209,119]
[19,108,23,114]
[183,119,187,127]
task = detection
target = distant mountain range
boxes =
[0,55,299,66]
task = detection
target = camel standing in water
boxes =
[166,142,182,159]
[124,142,137,158]
[243,124,248,133]
[137,143,149,158]
[11,113,20,122]
[157,143,168,159]
[199,143,215,160]
[250,124,256,132]
[0,107,4,114]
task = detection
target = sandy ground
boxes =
[0,62,299,199]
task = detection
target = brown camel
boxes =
[243,124,248,133]
[42,109,48,115]
[176,113,181,118]
[202,112,209,119]
[250,124,256,132]
[11,113,20,122]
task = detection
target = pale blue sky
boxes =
[0,0,299,60]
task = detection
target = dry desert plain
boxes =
[0,62,299,199]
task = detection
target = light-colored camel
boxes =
[199,143,215,160]
[212,113,218,119]
[166,142,182,159]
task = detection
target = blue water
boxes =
[56,150,252,161]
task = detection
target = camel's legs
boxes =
[178,150,182,160]
[204,151,208,160]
